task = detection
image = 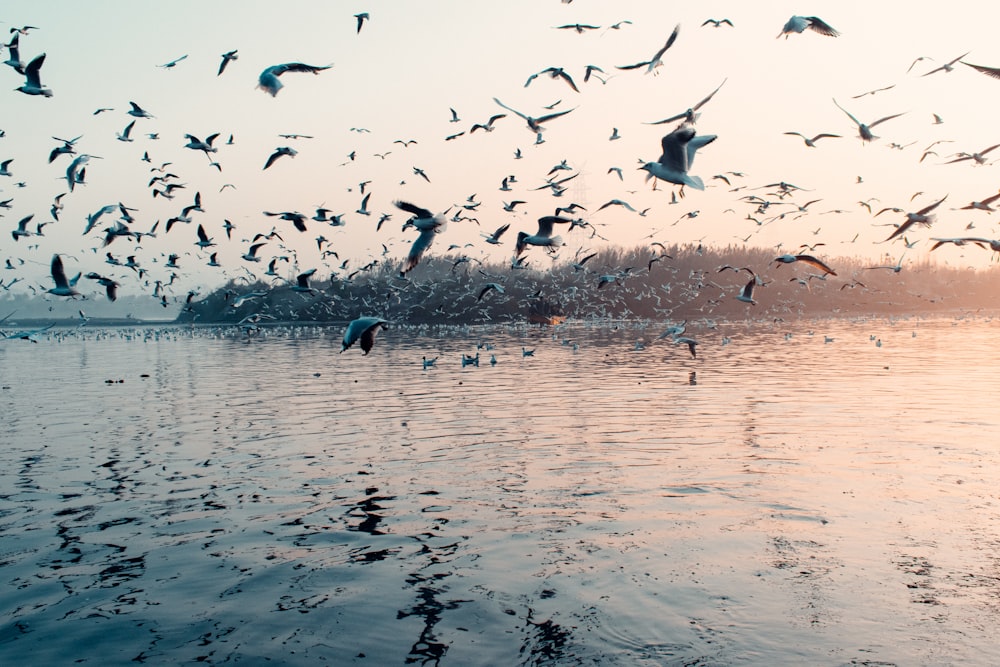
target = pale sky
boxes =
[3,1,1000,301]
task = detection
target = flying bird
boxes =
[263,146,297,170]
[773,254,837,276]
[493,97,576,133]
[617,24,680,74]
[833,98,904,142]
[396,200,446,275]
[777,16,839,39]
[354,12,370,34]
[257,62,332,97]
[341,316,387,355]
[882,195,948,242]
[525,67,579,93]
[47,254,80,297]
[639,124,716,191]
[644,78,727,125]
[515,215,572,255]
[16,53,52,97]
[921,52,970,76]
[218,49,238,75]
[783,131,841,147]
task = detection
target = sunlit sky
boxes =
[3,1,1000,301]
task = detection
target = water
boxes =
[2,315,1000,666]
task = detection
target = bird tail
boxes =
[683,174,705,190]
[548,235,564,247]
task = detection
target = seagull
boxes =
[0,159,13,177]
[525,67,579,93]
[3,33,24,74]
[257,62,332,97]
[783,131,841,147]
[961,60,1000,80]
[959,189,1000,212]
[396,200,446,275]
[341,316,387,355]
[354,12,370,34]
[11,214,33,241]
[945,143,1000,166]
[117,120,136,142]
[493,97,576,133]
[184,133,220,156]
[469,113,506,133]
[48,136,81,163]
[617,24,680,74]
[263,210,309,232]
[218,49,238,75]
[701,18,734,28]
[773,254,837,275]
[515,215,572,255]
[644,78,726,125]
[422,356,438,370]
[482,222,510,244]
[554,23,600,33]
[263,146,297,170]
[158,54,188,69]
[735,275,757,304]
[127,101,155,118]
[673,336,699,358]
[639,124,715,191]
[921,52,970,76]
[242,242,266,262]
[195,223,215,249]
[833,98,904,142]
[47,254,80,297]
[777,16,839,39]
[16,53,52,97]
[882,195,947,242]
[291,268,317,294]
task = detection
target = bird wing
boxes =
[805,16,839,37]
[868,112,905,129]
[394,200,434,219]
[794,254,836,275]
[832,98,863,128]
[962,61,1000,80]
[24,53,45,87]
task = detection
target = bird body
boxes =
[778,16,839,38]
[341,317,387,354]
[396,200,446,275]
[640,124,715,190]
[17,53,52,97]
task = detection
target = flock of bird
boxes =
[2,7,1000,355]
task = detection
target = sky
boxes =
[3,1,1000,308]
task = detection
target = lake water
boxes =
[2,315,1000,666]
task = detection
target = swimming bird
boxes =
[396,200,446,275]
[833,98,904,142]
[883,195,947,242]
[16,53,52,97]
[341,316,387,354]
[493,97,576,133]
[639,124,715,191]
[218,49,238,75]
[773,254,837,275]
[515,215,572,255]
[422,356,438,370]
[47,254,80,297]
[777,16,839,38]
[263,146,297,170]
[257,62,332,97]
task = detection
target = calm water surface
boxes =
[2,315,1000,666]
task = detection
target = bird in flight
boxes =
[257,62,332,97]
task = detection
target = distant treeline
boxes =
[176,242,999,325]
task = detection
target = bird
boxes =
[354,12,370,34]
[783,131,841,147]
[959,190,1000,212]
[469,113,506,133]
[422,356,438,370]
[493,97,576,133]
[482,222,510,244]
[218,49,238,75]
[644,78,727,125]
[673,336,699,358]
[883,195,948,242]
[184,133,220,155]
[127,101,155,118]
[833,99,904,142]
[117,120,136,142]
[639,124,715,191]
[735,275,758,304]
[48,135,81,163]
[773,254,837,275]
[617,24,680,74]
[921,52,970,76]
[515,215,572,255]
[292,268,317,294]
[257,62,332,97]
[16,53,52,97]
[962,60,1000,80]
[263,146,297,170]
[3,33,25,74]
[46,254,80,297]
[341,317,387,355]
[945,143,1000,166]
[396,200,446,275]
[158,54,188,69]
[777,16,839,39]
[524,67,579,93]
[195,223,215,249]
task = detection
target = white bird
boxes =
[833,98,904,142]
[257,62,332,97]
[127,101,155,118]
[117,120,136,142]
[639,124,715,191]
[291,268,317,294]
[777,16,840,39]
[515,215,572,255]
[218,49,238,76]
[47,254,80,297]
[195,223,215,249]
[735,275,758,304]
[617,24,680,74]
[493,97,576,133]
[883,195,947,242]
[341,317,387,355]
[396,200,446,275]
[16,53,52,97]
[783,131,841,147]
[674,336,699,358]
[263,146,297,170]
[185,133,220,155]
[158,54,188,69]
[773,254,837,275]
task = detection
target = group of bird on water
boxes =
[4,9,1000,355]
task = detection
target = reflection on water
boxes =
[2,315,1000,665]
